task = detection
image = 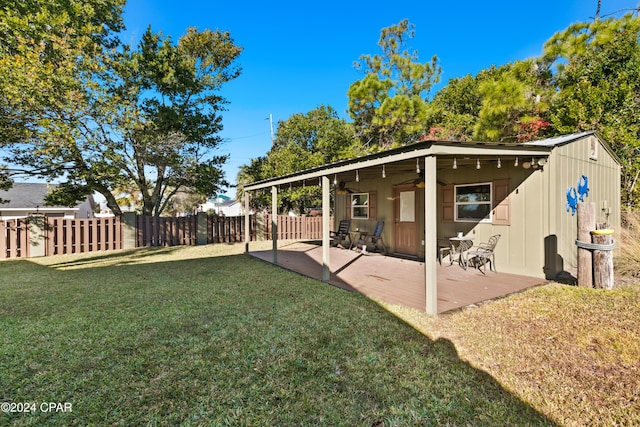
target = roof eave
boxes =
[244,141,551,191]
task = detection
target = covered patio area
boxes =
[249,242,547,313]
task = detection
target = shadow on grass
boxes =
[0,250,556,426]
[40,246,186,269]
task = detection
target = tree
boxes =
[0,0,126,196]
[238,106,355,213]
[4,22,242,216]
[473,60,552,142]
[544,13,640,208]
[348,19,440,150]
[425,73,484,141]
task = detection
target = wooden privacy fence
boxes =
[0,219,29,259]
[263,214,326,240]
[46,217,122,256]
[207,215,254,244]
[0,213,332,259]
[136,215,198,247]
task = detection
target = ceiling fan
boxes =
[335,181,360,195]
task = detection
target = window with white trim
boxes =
[351,193,369,219]
[454,183,492,222]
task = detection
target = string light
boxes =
[476,158,481,169]
[355,170,359,182]
[514,157,519,167]
[333,174,337,185]
[416,158,420,174]
[453,157,457,169]
[497,157,502,168]
[382,164,386,178]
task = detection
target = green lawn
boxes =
[0,243,637,425]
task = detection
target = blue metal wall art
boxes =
[566,175,590,216]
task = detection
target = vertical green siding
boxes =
[332,134,620,280]
[549,135,621,273]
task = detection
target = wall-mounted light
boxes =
[476,158,481,169]
[355,170,359,182]
[497,157,502,168]
[382,164,386,178]
[416,158,421,174]
[453,157,457,169]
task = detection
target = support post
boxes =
[196,211,208,245]
[271,185,278,264]
[577,201,596,288]
[27,214,46,257]
[424,156,438,315]
[322,175,331,282]
[244,192,250,253]
[122,212,137,249]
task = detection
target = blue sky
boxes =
[122,0,636,193]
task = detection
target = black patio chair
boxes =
[356,220,387,254]
[466,234,501,274]
[330,219,351,248]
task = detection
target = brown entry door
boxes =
[394,184,418,256]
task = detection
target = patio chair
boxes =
[330,219,351,249]
[356,220,387,254]
[438,239,452,265]
[450,238,474,270]
[466,234,501,274]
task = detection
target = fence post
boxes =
[197,212,208,245]
[255,212,266,241]
[28,214,46,257]
[122,212,137,249]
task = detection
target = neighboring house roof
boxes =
[0,183,86,210]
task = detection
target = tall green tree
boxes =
[544,13,640,209]
[425,72,485,141]
[4,23,242,216]
[0,0,125,195]
[348,19,440,150]
[473,60,552,142]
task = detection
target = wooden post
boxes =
[322,175,331,282]
[271,186,278,264]
[27,214,46,257]
[592,224,614,290]
[577,201,595,288]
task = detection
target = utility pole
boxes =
[268,113,275,146]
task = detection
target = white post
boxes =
[244,192,250,253]
[322,175,331,282]
[424,156,438,315]
[272,185,278,264]
[269,113,275,145]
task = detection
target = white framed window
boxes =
[351,193,369,219]
[454,183,492,222]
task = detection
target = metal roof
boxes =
[243,136,555,192]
